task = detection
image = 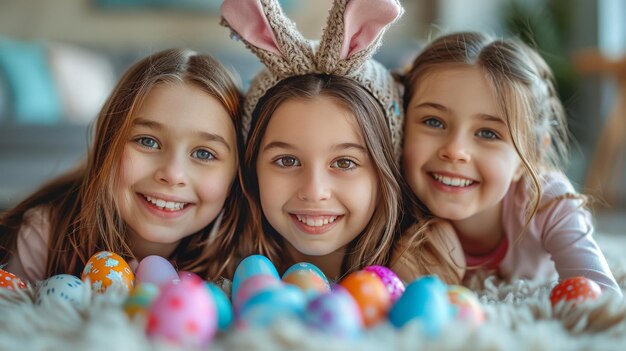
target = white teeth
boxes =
[145,195,186,211]
[433,174,474,187]
[295,214,338,227]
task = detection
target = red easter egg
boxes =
[0,268,26,290]
[549,276,602,306]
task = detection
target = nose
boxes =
[154,153,188,187]
[297,167,331,202]
[438,134,471,163]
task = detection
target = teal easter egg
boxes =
[388,275,453,337]
[205,282,234,331]
[232,255,279,297]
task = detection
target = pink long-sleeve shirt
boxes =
[5,206,50,282]
[464,172,621,295]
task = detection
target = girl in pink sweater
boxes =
[401,32,620,294]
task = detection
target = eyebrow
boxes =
[262,141,367,153]
[133,117,231,151]
[413,102,505,125]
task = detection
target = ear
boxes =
[220,0,281,55]
[316,0,403,74]
[220,0,315,76]
[340,0,403,59]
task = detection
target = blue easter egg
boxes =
[36,274,84,308]
[238,284,307,327]
[205,282,234,331]
[388,275,453,337]
[232,255,279,297]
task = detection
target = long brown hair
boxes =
[237,74,403,278]
[396,32,576,278]
[0,48,244,280]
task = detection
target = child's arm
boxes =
[5,207,50,282]
[539,179,621,295]
[392,219,465,285]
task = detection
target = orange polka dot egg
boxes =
[549,276,602,307]
[0,268,26,290]
[81,251,134,293]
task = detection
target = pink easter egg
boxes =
[364,265,405,303]
[135,255,179,287]
[146,273,217,347]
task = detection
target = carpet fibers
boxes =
[1,234,626,351]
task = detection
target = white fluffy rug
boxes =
[2,234,626,351]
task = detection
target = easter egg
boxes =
[282,268,330,296]
[124,283,160,318]
[81,251,134,293]
[339,270,390,327]
[363,265,405,303]
[146,273,217,347]
[0,268,26,290]
[549,276,602,306]
[304,285,363,339]
[135,255,179,287]
[232,255,279,298]
[205,282,234,331]
[388,275,453,337]
[237,284,307,328]
[36,274,84,308]
[233,274,282,313]
[447,285,485,327]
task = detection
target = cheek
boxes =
[196,167,237,205]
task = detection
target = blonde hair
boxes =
[0,49,244,280]
[403,31,572,231]
[237,74,403,278]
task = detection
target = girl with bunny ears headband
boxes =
[220,0,463,283]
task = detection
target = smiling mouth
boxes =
[142,194,189,211]
[294,214,341,227]
[431,173,476,188]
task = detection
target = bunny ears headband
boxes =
[220,0,405,160]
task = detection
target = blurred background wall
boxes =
[0,0,625,220]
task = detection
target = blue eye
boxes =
[192,149,216,161]
[477,129,499,140]
[332,159,357,170]
[424,118,444,128]
[136,137,159,149]
[274,156,300,167]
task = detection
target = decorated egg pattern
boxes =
[81,251,134,293]
[232,255,279,298]
[447,285,485,326]
[339,270,390,327]
[304,285,363,339]
[36,274,84,307]
[124,283,160,318]
[282,269,330,296]
[237,284,307,328]
[0,268,26,290]
[363,265,405,303]
[233,274,282,313]
[549,276,602,306]
[147,273,217,347]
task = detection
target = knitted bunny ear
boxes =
[316,0,403,75]
[220,0,314,77]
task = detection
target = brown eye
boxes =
[275,156,300,167]
[333,159,356,170]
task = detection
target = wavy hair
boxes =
[0,48,244,280]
